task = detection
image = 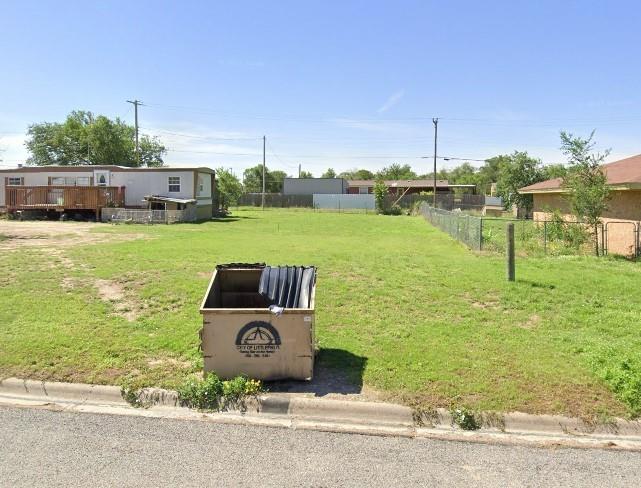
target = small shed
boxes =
[143,195,196,211]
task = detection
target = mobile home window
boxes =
[7,177,23,186]
[76,177,90,186]
[51,177,66,185]
[168,176,181,192]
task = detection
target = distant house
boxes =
[282,177,348,195]
[1,165,215,221]
[519,154,641,255]
[346,179,476,196]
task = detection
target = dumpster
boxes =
[199,264,316,380]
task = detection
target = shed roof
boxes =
[143,195,197,204]
[519,154,641,193]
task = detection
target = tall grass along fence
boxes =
[420,203,638,257]
[419,203,483,250]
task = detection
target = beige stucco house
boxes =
[519,154,641,256]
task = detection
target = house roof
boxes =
[348,179,449,188]
[520,154,641,193]
[0,165,215,174]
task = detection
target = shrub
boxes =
[178,373,224,410]
[386,204,402,216]
[450,407,480,430]
[373,179,388,214]
[178,374,264,411]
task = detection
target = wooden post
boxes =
[507,222,515,281]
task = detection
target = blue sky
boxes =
[1,1,641,176]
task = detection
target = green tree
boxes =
[476,156,507,193]
[338,168,374,180]
[138,135,166,167]
[496,151,543,213]
[215,167,243,208]
[242,165,288,193]
[270,170,288,192]
[560,131,610,256]
[299,170,314,178]
[541,163,568,180]
[376,163,416,180]
[25,110,165,167]
[321,168,336,178]
[373,179,388,214]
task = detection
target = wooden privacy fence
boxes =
[101,207,197,224]
[6,186,125,212]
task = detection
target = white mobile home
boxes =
[0,165,216,221]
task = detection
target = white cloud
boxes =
[377,90,404,113]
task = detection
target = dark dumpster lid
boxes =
[216,263,266,270]
[258,265,316,309]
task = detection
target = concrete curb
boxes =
[0,377,124,405]
[2,377,641,449]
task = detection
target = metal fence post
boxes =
[543,221,547,255]
[479,218,483,251]
[506,223,515,282]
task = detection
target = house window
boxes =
[76,177,90,186]
[358,186,369,194]
[168,176,181,192]
[7,177,23,186]
[51,177,66,185]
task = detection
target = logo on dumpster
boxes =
[235,321,281,358]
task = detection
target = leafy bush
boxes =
[178,373,224,410]
[450,407,480,430]
[178,374,264,411]
[386,204,402,216]
[373,179,388,214]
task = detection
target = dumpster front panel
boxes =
[201,311,314,380]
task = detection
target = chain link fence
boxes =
[419,203,483,250]
[419,203,641,257]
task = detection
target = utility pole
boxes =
[262,135,266,210]
[298,163,301,178]
[126,100,142,163]
[432,118,438,207]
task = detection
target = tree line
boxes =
[21,111,610,238]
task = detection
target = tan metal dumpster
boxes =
[199,265,316,380]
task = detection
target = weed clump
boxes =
[178,374,264,411]
[450,407,480,430]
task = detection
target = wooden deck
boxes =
[5,185,125,213]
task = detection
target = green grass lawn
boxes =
[1,209,641,418]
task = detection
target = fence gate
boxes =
[604,221,639,257]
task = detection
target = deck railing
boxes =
[5,185,125,211]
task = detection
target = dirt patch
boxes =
[95,279,139,322]
[147,358,193,369]
[518,314,541,329]
[0,221,145,251]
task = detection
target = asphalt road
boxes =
[1,406,640,487]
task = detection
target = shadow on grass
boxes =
[265,348,368,396]
[518,279,556,290]
[188,215,260,224]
